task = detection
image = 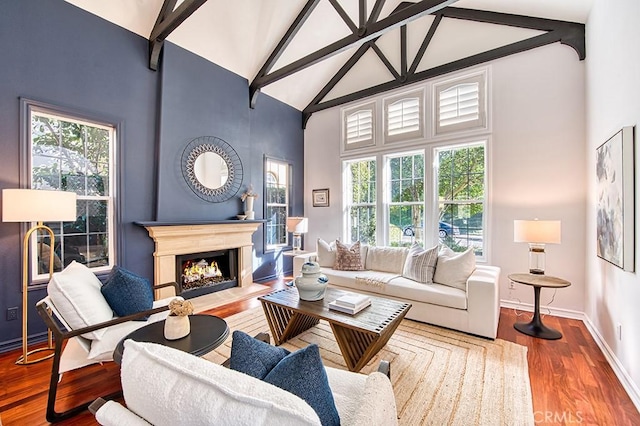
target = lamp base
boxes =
[16,346,55,365]
[292,233,302,252]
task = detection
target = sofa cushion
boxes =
[121,340,321,425]
[101,266,153,320]
[334,241,364,271]
[47,261,114,340]
[402,244,438,284]
[365,246,408,274]
[264,344,340,426]
[316,238,337,267]
[387,276,467,309]
[434,247,476,291]
[230,330,290,379]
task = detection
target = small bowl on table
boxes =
[236,214,247,220]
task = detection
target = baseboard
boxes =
[582,315,640,412]
[499,299,585,320]
[500,298,640,412]
[0,331,50,354]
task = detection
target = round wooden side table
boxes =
[508,273,571,340]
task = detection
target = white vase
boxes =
[245,196,254,213]
[164,315,190,340]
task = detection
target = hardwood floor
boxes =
[1,277,638,425]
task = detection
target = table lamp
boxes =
[2,189,77,365]
[514,219,561,275]
[286,217,308,252]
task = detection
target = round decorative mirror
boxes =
[181,136,243,202]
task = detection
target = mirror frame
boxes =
[181,136,243,202]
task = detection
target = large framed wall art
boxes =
[596,126,635,271]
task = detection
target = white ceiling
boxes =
[65,0,592,111]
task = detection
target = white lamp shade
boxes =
[2,189,77,223]
[286,217,308,234]
[514,220,561,244]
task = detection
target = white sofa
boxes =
[90,340,398,426]
[294,245,501,339]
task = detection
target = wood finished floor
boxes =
[0,277,638,425]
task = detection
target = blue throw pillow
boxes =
[229,330,290,379]
[264,344,340,426]
[101,266,153,320]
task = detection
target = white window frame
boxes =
[433,70,487,137]
[383,89,424,144]
[342,101,376,152]
[432,140,488,261]
[265,158,290,250]
[28,106,116,281]
[343,157,377,245]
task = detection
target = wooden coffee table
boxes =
[259,287,411,372]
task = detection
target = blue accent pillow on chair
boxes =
[264,344,340,426]
[229,330,290,379]
[101,266,153,320]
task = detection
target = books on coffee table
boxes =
[329,293,371,315]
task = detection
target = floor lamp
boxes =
[2,189,77,365]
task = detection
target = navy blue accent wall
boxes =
[0,0,303,351]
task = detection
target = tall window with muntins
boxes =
[436,142,486,257]
[265,158,289,249]
[30,109,115,279]
[384,90,423,143]
[344,158,376,245]
[434,73,486,136]
[343,101,375,151]
[387,152,425,247]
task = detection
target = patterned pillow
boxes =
[334,240,364,271]
[402,243,439,284]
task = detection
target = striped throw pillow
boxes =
[402,244,439,284]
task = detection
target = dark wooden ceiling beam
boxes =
[359,0,367,29]
[329,0,358,34]
[371,44,400,80]
[408,13,442,74]
[367,0,386,26]
[303,30,569,119]
[250,0,457,94]
[148,0,209,70]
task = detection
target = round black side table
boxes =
[508,273,571,340]
[113,314,229,364]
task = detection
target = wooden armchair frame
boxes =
[36,281,180,423]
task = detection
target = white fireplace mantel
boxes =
[136,221,264,299]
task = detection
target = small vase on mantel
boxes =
[241,184,258,221]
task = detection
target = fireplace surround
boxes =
[136,221,263,299]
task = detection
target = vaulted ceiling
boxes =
[65,0,592,124]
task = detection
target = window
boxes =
[384,90,424,143]
[265,158,289,249]
[342,102,375,151]
[435,142,486,257]
[386,152,424,247]
[344,158,376,245]
[434,72,486,136]
[29,106,115,280]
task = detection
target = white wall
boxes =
[585,0,640,399]
[304,42,586,313]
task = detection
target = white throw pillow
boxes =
[121,340,321,426]
[402,244,439,284]
[365,246,408,274]
[316,238,337,267]
[47,261,114,340]
[433,248,476,291]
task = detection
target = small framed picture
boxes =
[312,188,330,207]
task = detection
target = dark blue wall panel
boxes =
[0,0,303,351]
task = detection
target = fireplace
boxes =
[176,249,238,298]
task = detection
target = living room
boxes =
[0,0,639,424]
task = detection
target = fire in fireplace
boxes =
[175,249,238,298]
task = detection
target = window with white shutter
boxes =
[384,90,424,143]
[434,72,487,136]
[342,102,376,151]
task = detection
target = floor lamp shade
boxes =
[2,188,77,365]
[286,217,308,251]
[514,220,561,275]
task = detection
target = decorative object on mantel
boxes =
[164,298,194,340]
[181,136,243,203]
[514,219,561,275]
[240,184,258,220]
[312,188,330,207]
[294,261,328,301]
[236,214,247,220]
[596,126,635,271]
[286,217,308,252]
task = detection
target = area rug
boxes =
[204,307,534,425]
